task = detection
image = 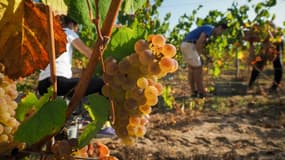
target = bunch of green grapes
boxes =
[102,34,178,145]
[0,65,23,153]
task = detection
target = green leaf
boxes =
[65,0,111,27]
[34,87,53,110]
[78,121,104,147]
[16,88,53,122]
[65,0,93,27]
[162,86,174,109]
[104,24,146,60]
[97,0,111,23]
[78,94,110,148]
[15,92,38,122]
[122,0,146,14]
[14,98,67,145]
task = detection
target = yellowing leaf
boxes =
[41,0,67,15]
[0,0,66,79]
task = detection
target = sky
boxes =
[157,0,285,30]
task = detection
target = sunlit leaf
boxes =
[16,92,38,122]
[41,0,67,14]
[16,87,53,122]
[65,0,111,27]
[122,0,146,14]
[14,98,67,145]
[104,24,146,60]
[78,94,110,148]
[0,0,66,79]
[254,2,263,13]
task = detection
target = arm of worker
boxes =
[72,38,93,58]
[196,32,207,54]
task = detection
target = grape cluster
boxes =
[0,65,22,152]
[102,34,178,145]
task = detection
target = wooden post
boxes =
[47,5,57,99]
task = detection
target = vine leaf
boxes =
[0,0,66,79]
[121,0,146,14]
[78,94,110,148]
[16,87,53,122]
[95,22,146,73]
[15,92,38,122]
[104,22,146,60]
[41,0,67,14]
[65,0,111,28]
[14,98,67,146]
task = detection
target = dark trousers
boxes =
[248,53,283,90]
[37,76,105,97]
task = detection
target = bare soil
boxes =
[97,67,285,160]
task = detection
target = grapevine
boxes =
[102,34,178,145]
[0,64,25,154]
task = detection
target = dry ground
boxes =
[97,66,285,160]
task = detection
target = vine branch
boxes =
[66,0,122,119]
[30,0,123,150]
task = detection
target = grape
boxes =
[7,107,16,117]
[152,34,166,47]
[139,105,152,115]
[126,124,137,136]
[123,98,138,113]
[105,57,119,76]
[102,35,177,144]
[159,57,176,72]
[6,118,19,128]
[151,45,163,55]
[121,78,136,91]
[153,82,163,96]
[146,96,158,106]
[112,74,124,87]
[8,101,17,110]
[121,136,135,146]
[129,116,141,126]
[134,39,149,54]
[147,34,155,43]
[162,43,176,58]
[135,125,146,137]
[128,54,140,66]
[140,117,149,126]
[138,49,154,65]
[102,73,113,84]
[170,59,179,73]
[0,67,25,153]
[148,62,161,75]
[0,88,5,96]
[0,101,8,112]
[5,85,18,100]
[0,134,8,142]
[0,112,11,122]
[118,57,131,74]
[0,124,3,134]
[102,84,112,97]
[136,77,149,89]
[144,86,158,99]
[127,87,144,100]
[4,126,12,135]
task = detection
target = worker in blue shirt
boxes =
[180,23,228,98]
